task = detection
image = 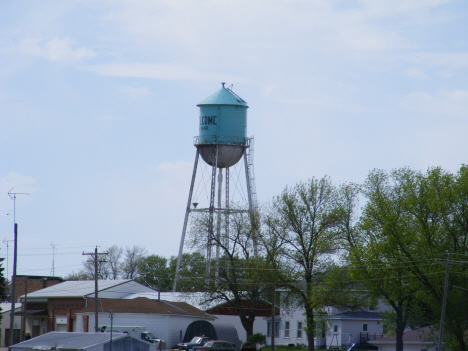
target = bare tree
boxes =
[189,208,281,339]
[106,245,123,279]
[83,256,111,279]
[121,246,147,279]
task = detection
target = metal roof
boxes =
[197,83,248,107]
[124,292,209,310]
[21,280,132,299]
[10,332,130,350]
[76,297,214,319]
[124,291,231,311]
[328,311,382,320]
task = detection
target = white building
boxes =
[0,302,22,347]
[154,292,394,349]
[75,296,214,348]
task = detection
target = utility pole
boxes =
[83,247,108,332]
[271,285,276,351]
[8,188,29,347]
[435,253,466,351]
[109,310,114,351]
[22,277,28,341]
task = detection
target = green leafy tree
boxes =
[393,166,468,351]
[0,257,8,320]
[169,252,206,292]
[343,169,423,351]
[266,176,346,351]
[136,255,173,291]
[135,253,207,292]
[345,166,468,351]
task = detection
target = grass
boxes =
[259,345,377,351]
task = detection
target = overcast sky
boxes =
[1,0,467,279]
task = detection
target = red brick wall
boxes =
[15,277,63,301]
[47,298,87,332]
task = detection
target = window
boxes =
[267,321,280,338]
[297,322,303,339]
[284,321,290,338]
[333,325,338,333]
[362,323,368,332]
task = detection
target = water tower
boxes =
[173,83,257,291]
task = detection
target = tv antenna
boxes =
[50,242,57,277]
[8,188,30,223]
[3,238,13,281]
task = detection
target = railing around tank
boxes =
[194,135,249,146]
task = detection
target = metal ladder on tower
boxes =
[245,137,257,208]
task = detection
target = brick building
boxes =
[18,279,156,339]
[14,275,64,300]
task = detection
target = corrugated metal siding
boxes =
[183,321,239,351]
[10,332,149,351]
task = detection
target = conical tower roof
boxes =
[197,83,248,107]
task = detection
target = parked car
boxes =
[100,325,166,349]
[176,336,212,350]
[194,340,235,351]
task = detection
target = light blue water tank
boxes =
[196,83,248,168]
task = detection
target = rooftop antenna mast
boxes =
[3,238,13,283]
[7,187,30,347]
[50,242,56,277]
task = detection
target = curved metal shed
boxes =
[183,320,240,351]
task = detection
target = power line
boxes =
[83,247,108,332]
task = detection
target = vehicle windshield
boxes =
[146,332,158,339]
[191,337,203,344]
[204,342,214,347]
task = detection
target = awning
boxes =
[14,310,47,316]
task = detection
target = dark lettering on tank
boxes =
[199,116,217,126]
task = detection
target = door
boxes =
[32,325,40,337]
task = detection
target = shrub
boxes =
[247,333,266,344]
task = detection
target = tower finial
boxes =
[221,82,225,88]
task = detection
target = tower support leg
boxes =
[225,167,230,251]
[173,149,200,292]
[215,168,223,278]
[224,167,230,270]
[206,145,218,283]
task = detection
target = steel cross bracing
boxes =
[173,138,257,291]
